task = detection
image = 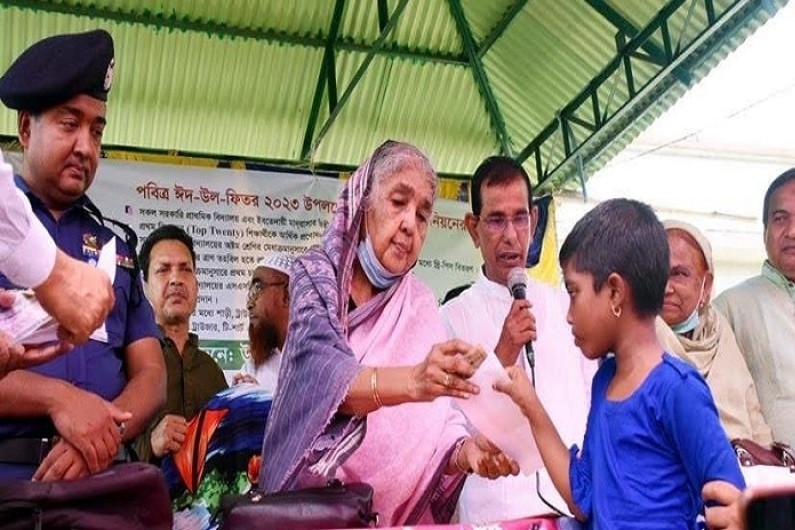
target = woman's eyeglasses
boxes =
[247,279,287,304]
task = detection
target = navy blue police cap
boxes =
[0,29,114,112]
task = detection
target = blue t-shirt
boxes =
[0,177,159,480]
[569,353,744,530]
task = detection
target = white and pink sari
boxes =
[261,142,467,526]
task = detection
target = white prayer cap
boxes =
[256,253,294,278]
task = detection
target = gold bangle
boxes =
[371,367,384,409]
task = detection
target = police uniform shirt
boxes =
[0,175,160,442]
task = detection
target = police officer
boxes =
[1,149,115,366]
[0,29,166,482]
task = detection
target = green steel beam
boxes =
[617,33,637,98]
[2,136,479,180]
[377,0,389,32]
[325,42,339,112]
[448,0,512,155]
[517,0,692,167]
[568,114,597,132]
[326,55,338,112]
[304,0,411,160]
[301,0,346,159]
[0,0,468,67]
[518,0,775,190]
[477,0,531,59]
[705,0,717,22]
[585,0,691,85]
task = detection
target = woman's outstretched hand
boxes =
[408,339,484,401]
[461,434,520,479]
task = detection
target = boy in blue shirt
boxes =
[496,199,744,530]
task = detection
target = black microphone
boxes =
[508,269,561,515]
[507,267,535,372]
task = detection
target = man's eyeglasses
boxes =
[477,212,531,234]
[247,279,287,305]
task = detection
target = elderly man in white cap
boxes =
[233,254,293,393]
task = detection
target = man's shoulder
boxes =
[723,274,767,293]
[89,218,134,254]
[69,207,136,258]
[439,280,484,319]
[193,340,214,359]
[714,275,769,309]
[195,345,226,372]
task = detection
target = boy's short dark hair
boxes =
[139,224,196,281]
[763,168,795,228]
[471,156,533,216]
[559,198,668,318]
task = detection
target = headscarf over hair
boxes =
[322,139,404,333]
[663,219,714,275]
[261,140,399,489]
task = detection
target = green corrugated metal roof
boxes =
[0,0,787,190]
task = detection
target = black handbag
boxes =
[0,462,172,530]
[220,479,378,529]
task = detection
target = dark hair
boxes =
[139,224,196,281]
[559,198,669,318]
[763,168,795,228]
[470,156,533,216]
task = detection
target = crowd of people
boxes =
[1,28,794,530]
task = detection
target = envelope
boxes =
[1,237,116,345]
[455,350,543,474]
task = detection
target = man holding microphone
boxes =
[440,156,595,522]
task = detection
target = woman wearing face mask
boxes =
[657,220,772,444]
[260,141,518,526]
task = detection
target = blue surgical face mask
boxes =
[357,232,401,290]
[671,278,706,335]
[671,308,700,335]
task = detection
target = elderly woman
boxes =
[657,219,772,444]
[260,141,516,525]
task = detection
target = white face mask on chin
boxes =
[671,277,706,335]
[356,232,401,290]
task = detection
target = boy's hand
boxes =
[703,480,744,530]
[493,365,537,413]
[233,373,258,385]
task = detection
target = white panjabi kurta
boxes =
[714,261,795,448]
[440,270,596,523]
[238,348,282,394]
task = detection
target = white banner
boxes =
[66,159,480,369]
